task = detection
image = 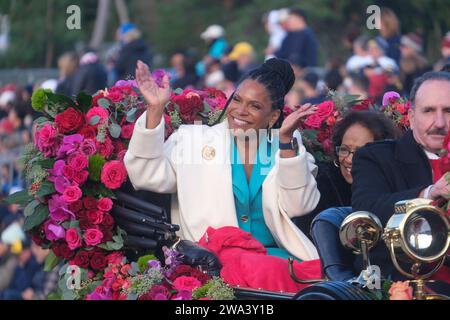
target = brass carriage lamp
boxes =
[383,199,450,299]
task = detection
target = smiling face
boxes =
[226,79,280,136]
[409,80,450,154]
[338,124,375,184]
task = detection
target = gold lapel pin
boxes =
[202,145,216,160]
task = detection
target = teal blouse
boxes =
[231,137,292,260]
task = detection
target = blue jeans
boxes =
[311,207,355,281]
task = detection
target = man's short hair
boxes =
[289,8,307,22]
[410,71,450,108]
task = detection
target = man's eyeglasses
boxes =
[336,145,359,158]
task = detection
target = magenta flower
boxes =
[49,194,75,222]
[44,220,66,241]
[48,160,66,177]
[382,91,401,106]
[86,286,112,300]
[152,69,171,88]
[172,290,193,300]
[115,79,137,87]
[50,175,71,194]
[57,134,84,158]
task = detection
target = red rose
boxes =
[100,160,127,189]
[106,90,123,103]
[97,197,113,212]
[68,153,88,171]
[96,136,114,158]
[101,228,113,242]
[112,140,126,154]
[84,228,104,246]
[79,217,91,230]
[169,264,209,284]
[53,242,74,260]
[325,116,337,126]
[55,107,85,134]
[87,210,104,225]
[102,214,115,230]
[120,123,135,139]
[62,165,75,180]
[69,200,83,213]
[304,114,323,129]
[73,251,90,269]
[90,252,107,271]
[79,126,97,139]
[105,252,124,265]
[66,228,82,250]
[83,196,98,210]
[73,170,89,185]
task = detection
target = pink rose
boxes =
[389,281,413,300]
[120,123,135,139]
[35,124,61,157]
[73,170,89,185]
[315,101,335,121]
[304,114,323,129]
[68,153,88,171]
[96,136,114,158]
[80,139,97,156]
[97,198,113,212]
[172,276,202,292]
[106,90,123,103]
[84,228,104,246]
[63,185,83,203]
[66,228,82,250]
[62,165,75,180]
[86,107,109,124]
[100,160,127,189]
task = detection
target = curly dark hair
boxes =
[331,110,400,159]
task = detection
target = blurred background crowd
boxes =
[0,0,449,299]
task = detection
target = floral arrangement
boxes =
[291,91,372,162]
[378,91,411,133]
[163,86,227,138]
[62,247,234,300]
[6,71,231,300]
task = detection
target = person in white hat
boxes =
[196,25,229,77]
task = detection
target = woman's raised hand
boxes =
[279,103,318,140]
[135,60,171,111]
[135,60,171,129]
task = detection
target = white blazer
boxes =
[124,111,320,261]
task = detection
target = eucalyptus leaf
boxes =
[173,88,183,94]
[109,123,122,139]
[98,98,111,109]
[203,101,211,113]
[89,115,101,126]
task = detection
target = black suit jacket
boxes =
[351,130,433,279]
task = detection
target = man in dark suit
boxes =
[275,9,318,68]
[352,71,450,280]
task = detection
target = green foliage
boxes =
[137,254,157,273]
[23,204,49,231]
[44,251,61,272]
[31,89,51,112]
[88,154,106,182]
[4,189,33,206]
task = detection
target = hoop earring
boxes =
[333,159,340,168]
[267,127,273,143]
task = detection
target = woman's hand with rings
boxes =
[279,103,318,141]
